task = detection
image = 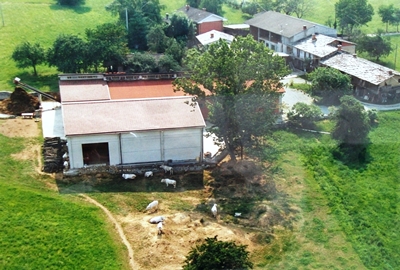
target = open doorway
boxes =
[82,143,110,165]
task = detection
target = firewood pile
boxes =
[42,137,67,173]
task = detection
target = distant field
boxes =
[0,0,398,92]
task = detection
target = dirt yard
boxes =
[1,118,292,270]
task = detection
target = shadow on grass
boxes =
[13,71,59,92]
[49,4,91,14]
[56,171,205,194]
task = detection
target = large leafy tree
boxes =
[335,0,374,36]
[11,41,46,76]
[332,95,371,162]
[183,237,253,270]
[356,32,392,61]
[173,35,289,161]
[147,24,168,53]
[85,23,129,71]
[378,4,395,32]
[47,34,87,73]
[308,67,353,105]
[165,12,195,42]
[199,0,223,16]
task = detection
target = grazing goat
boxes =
[157,222,163,235]
[160,165,173,175]
[122,173,136,180]
[63,160,69,171]
[149,216,165,224]
[62,152,68,159]
[145,200,159,212]
[144,171,153,177]
[211,204,218,218]
[161,178,176,188]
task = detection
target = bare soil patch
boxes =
[0,118,40,138]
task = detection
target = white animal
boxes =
[160,165,173,174]
[161,178,176,188]
[234,213,241,217]
[149,216,165,224]
[62,152,68,159]
[63,160,69,171]
[144,171,153,177]
[122,173,136,179]
[145,200,159,212]
[211,204,217,218]
[157,222,163,235]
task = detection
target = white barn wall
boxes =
[68,134,120,169]
[121,131,162,163]
[163,128,203,161]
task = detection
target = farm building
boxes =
[178,5,227,35]
[59,74,206,169]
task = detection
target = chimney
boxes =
[303,25,307,30]
[389,70,393,75]
[185,4,190,11]
[353,54,357,58]
[166,13,169,20]
[210,33,214,38]
[337,44,342,51]
[312,34,317,42]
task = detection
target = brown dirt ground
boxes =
[1,119,283,270]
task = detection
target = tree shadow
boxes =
[49,4,91,14]
[13,71,59,93]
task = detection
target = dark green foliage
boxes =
[356,32,392,61]
[174,35,289,160]
[124,53,157,73]
[57,0,85,6]
[12,41,46,76]
[199,0,224,16]
[158,54,180,72]
[165,38,186,64]
[287,102,323,129]
[165,12,195,42]
[147,25,169,53]
[47,34,86,73]
[241,2,259,16]
[127,10,149,50]
[308,67,353,105]
[335,0,374,35]
[183,236,253,270]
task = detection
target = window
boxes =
[82,143,110,165]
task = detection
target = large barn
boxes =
[59,74,206,169]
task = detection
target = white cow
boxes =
[144,171,153,177]
[122,173,136,179]
[211,204,217,218]
[161,178,176,188]
[160,165,173,175]
[145,200,159,212]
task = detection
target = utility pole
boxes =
[394,44,398,70]
[125,8,128,31]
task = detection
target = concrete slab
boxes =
[41,101,65,139]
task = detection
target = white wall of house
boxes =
[67,127,204,169]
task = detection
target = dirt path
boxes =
[80,194,137,270]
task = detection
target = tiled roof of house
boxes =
[294,34,339,58]
[177,6,226,23]
[322,53,400,85]
[59,79,110,103]
[196,30,234,46]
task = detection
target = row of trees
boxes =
[378,4,400,32]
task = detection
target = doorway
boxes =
[82,143,110,165]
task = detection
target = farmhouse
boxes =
[321,54,400,104]
[178,5,227,35]
[245,11,337,56]
[59,74,206,169]
[196,30,234,47]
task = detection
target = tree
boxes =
[308,67,353,105]
[183,236,253,270]
[146,24,168,53]
[165,38,186,64]
[57,0,85,5]
[335,0,374,37]
[124,53,157,73]
[332,95,371,162]
[165,12,195,42]
[356,32,392,61]
[287,102,323,129]
[173,35,289,161]
[277,0,314,18]
[199,0,223,16]
[158,54,180,72]
[85,23,129,71]
[47,34,87,73]
[394,8,400,32]
[11,41,46,76]
[378,4,395,32]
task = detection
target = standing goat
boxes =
[144,171,153,177]
[157,222,163,235]
[160,165,173,175]
[211,204,218,218]
[145,200,159,213]
[161,178,176,188]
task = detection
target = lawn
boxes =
[0,129,129,269]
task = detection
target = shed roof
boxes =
[62,97,205,136]
[60,79,110,103]
[245,11,323,38]
[178,6,226,23]
[294,34,339,58]
[108,80,185,99]
[196,30,234,46]
[322,53,400,85]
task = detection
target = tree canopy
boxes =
[11,41,46,76]
[183,237,253,270]
[173,35,289,160]
[308,67,353,105]
[356,32,392,61]
[335,0,374,36]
